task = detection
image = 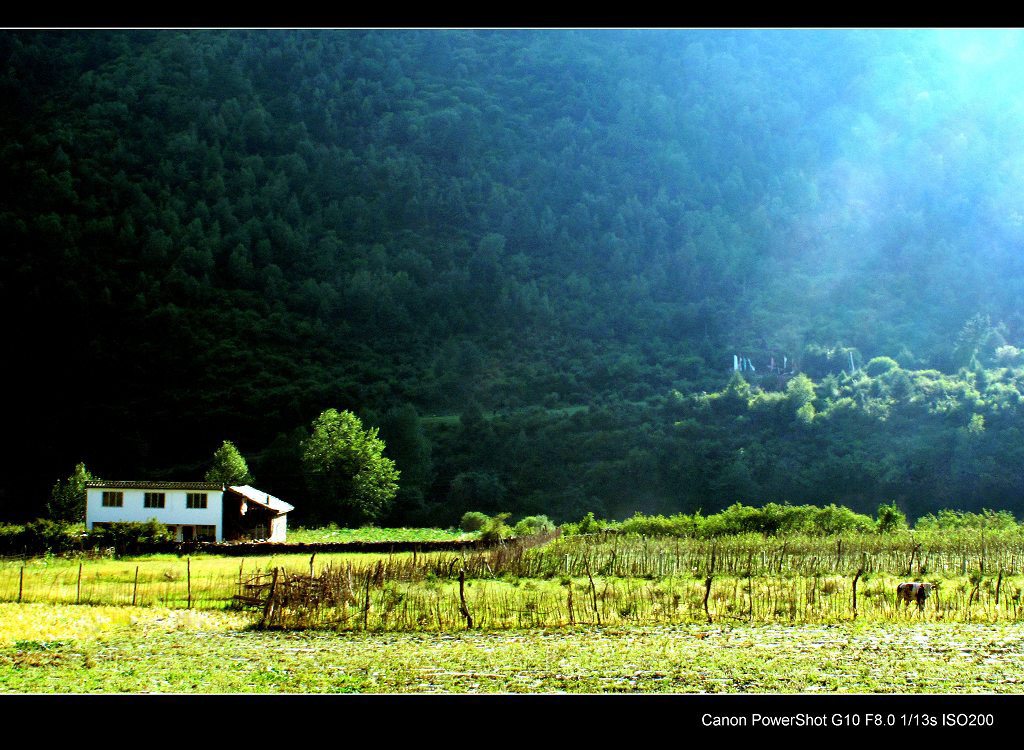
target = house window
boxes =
[101,491,123,507]
[144,492,166,508]
[195,525,216,541]
[186,493,208,509]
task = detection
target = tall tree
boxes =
[301,408,400,525]
[205,440,254,486]
[47,462,94,523]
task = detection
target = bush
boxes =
[479,513,513,543]
[914,508,1018,531]
[567,504,877,539]
[561,511,619,536]
[85,520,173,557]
[699,503,874,537]
[620,512,700,537]
[459,511,490,532]
[0,519,82,556]
[876,502,909,533]
[865,356,900,376]
[513,515,555,536]
[23,519,80,554]
[0,523,24,554]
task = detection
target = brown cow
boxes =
[896,582,936,611]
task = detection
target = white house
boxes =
[85,481,294,542]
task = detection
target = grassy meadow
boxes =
[1,603,1022,693]
[3,530,1024,626]
[4,527,1024,692]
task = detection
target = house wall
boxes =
[269,514,287,542]
[86,488,224,541]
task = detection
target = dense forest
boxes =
[3,29,1024,525]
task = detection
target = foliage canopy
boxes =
[4,31,1024,525]
[47,463,94,523]
[204,440,254,486]
[301,409,399,526]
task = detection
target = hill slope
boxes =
[3,30,1024,521]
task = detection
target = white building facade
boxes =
[85,481,225,542]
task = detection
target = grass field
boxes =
[4,529,1024,693]
[3,534,1024,627]
[0,603,1021,693]
[0,551,460,610]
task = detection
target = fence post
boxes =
[458,567,473,629]
[260,567,279,629]
[187,557,192,609]
[363,568,372,630]
[76,562,82,604]
[703,545,716,624]
[18,565,24,603]
[584,555,600,626]
[132,565,139,606]
[907,544,921,578]
[747,553,754,622]
[852,565,864,620]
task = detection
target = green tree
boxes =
[48,462,94,523]
[204,440,254,486]
[876,501,908,534]
[301,408,400,526]
[953,314,1002,368]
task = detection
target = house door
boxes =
[181,526,195,542]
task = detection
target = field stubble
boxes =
[0,603,1021,693]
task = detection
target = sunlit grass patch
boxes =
[0,602,247,646]
[0,550,453,610]
[2,619,1024,693]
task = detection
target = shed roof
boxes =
[85,481,223,491]
[227,485,294,515]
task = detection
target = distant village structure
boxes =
[732,347,860,379]
[732,352,794,375]
[85,481,294,542]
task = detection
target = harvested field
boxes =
[0,603,1022,693]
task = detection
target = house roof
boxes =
[227,485,294,515]
[85,481,223,491]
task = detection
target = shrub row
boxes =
[459,511,556,541]
[561,503,883,538]
[0,519,172,557]
[561,503,1024,538]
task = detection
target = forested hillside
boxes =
[4,29,1024,523]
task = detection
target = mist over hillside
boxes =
[4,29,1024,523]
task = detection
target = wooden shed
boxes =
[222,485,294,542]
